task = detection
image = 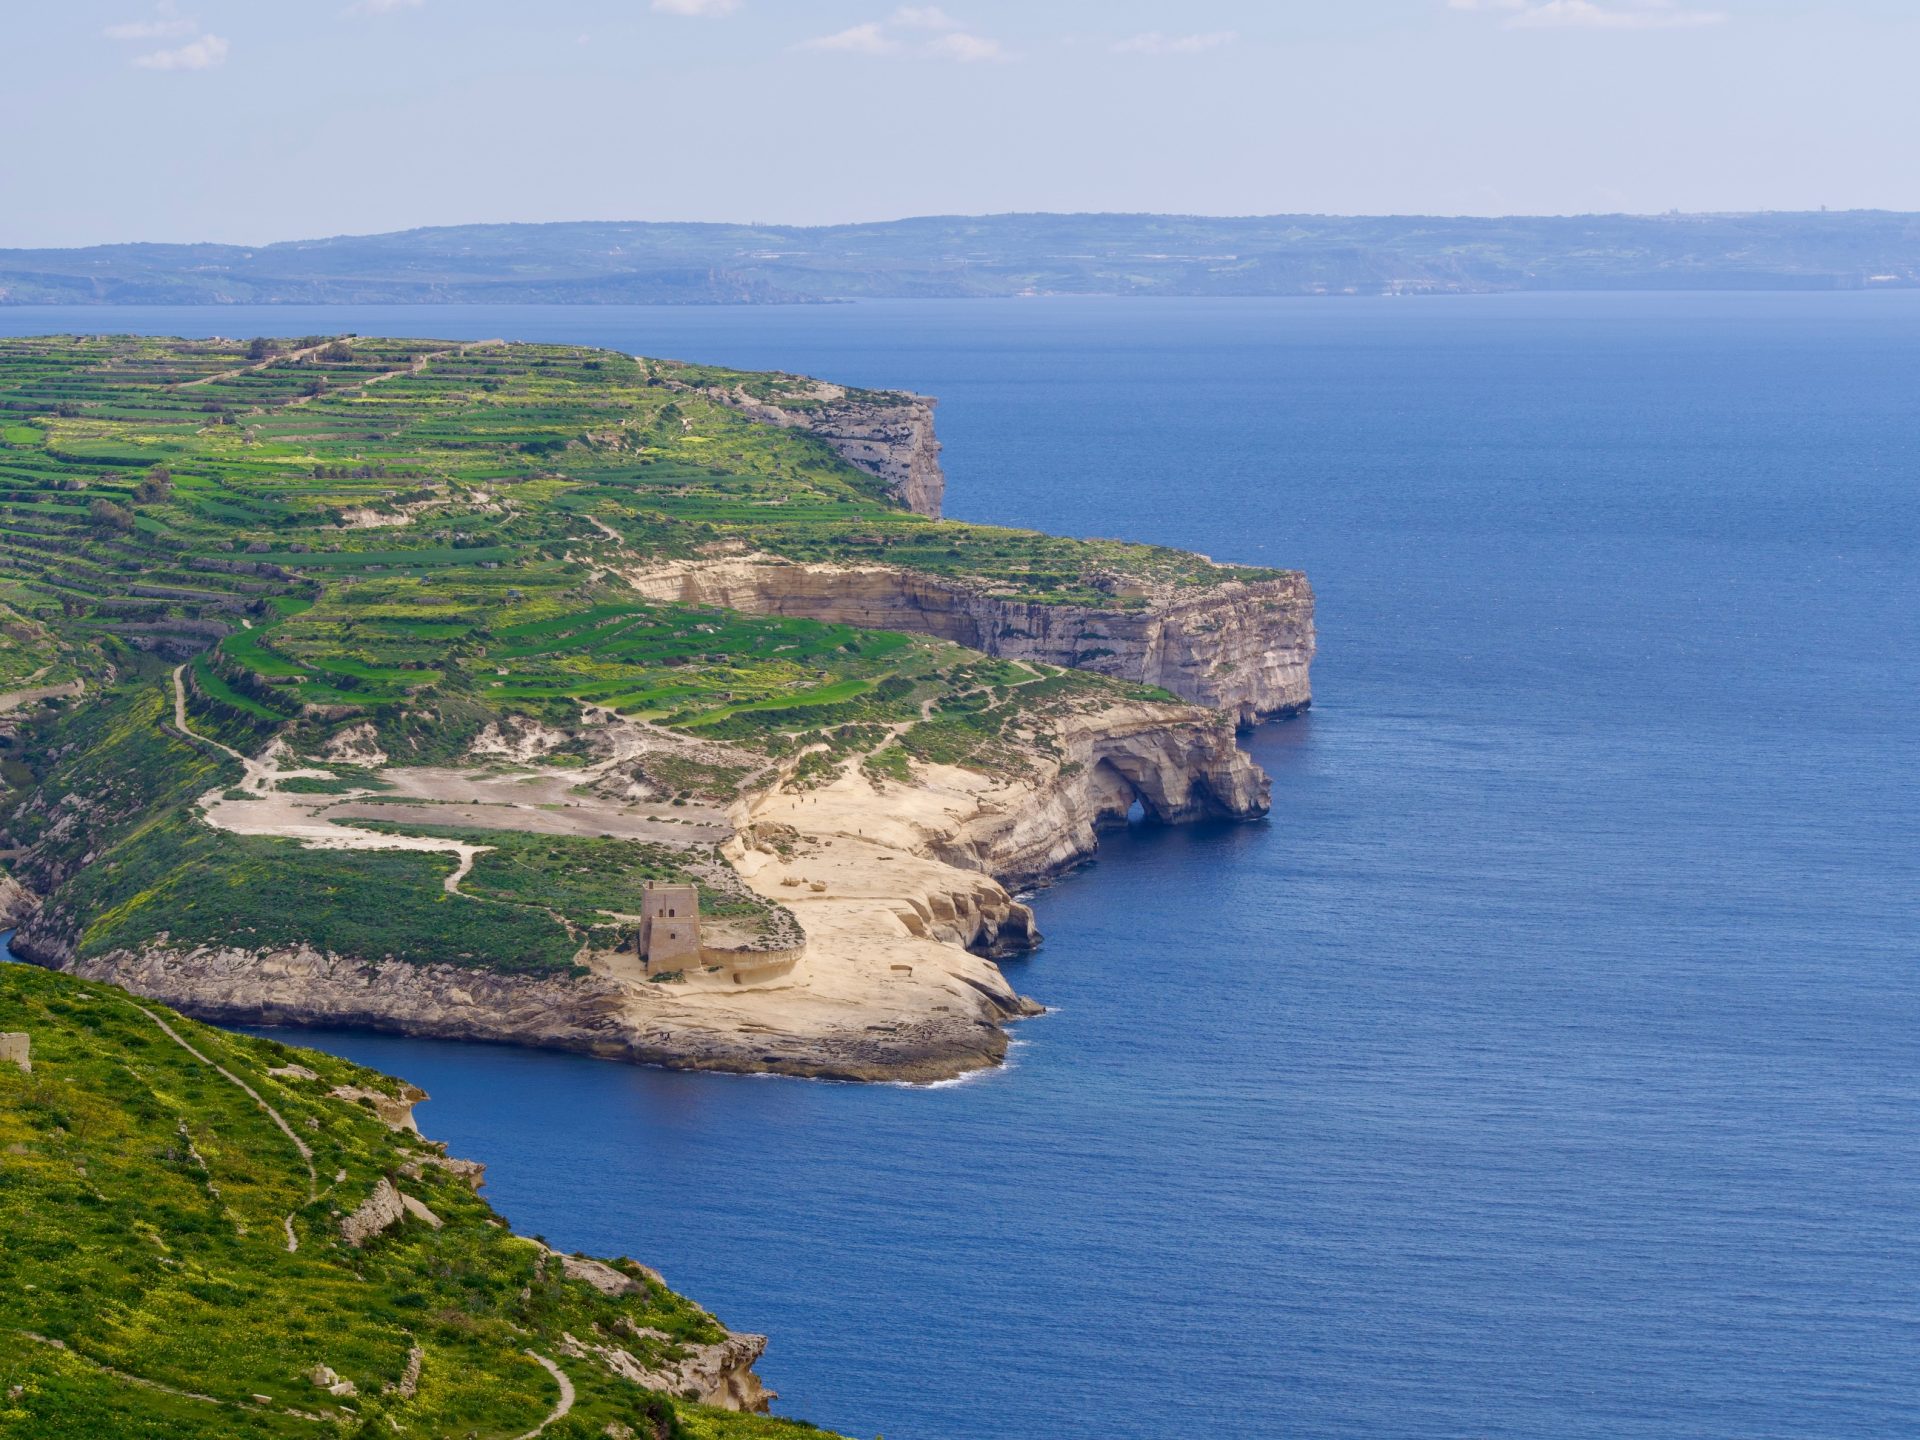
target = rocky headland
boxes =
[693,376,947,517]
[623,552,1315,723]
[20,691,1265,1083]
[0,333,1312,1085]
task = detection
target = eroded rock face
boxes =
[704,384,945,517]
[340,1177,406,1247]
[0,871,39,928]
[38,940,642,1055]
[567,1325,774,1413]
[937,703,1270,887]
[623,556,1314,723]
[328,1083,426,1133]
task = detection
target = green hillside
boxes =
[0,961,841,1439]
[0,334,1239,978]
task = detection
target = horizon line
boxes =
[4,207,1910,254]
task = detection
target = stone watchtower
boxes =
[638,882,701,975]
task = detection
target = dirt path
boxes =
[186,337,502,395]
[132,995,317,1254]
[13,1330,333,1421]
[583,512,624,544]
[182,337,338,388]
[272,339,505,415]
[131,1002,317,1202]
[170,667,494,897]
[510,1353,575,1439]
[0,678,83,715]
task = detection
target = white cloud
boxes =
[653,0,741,15]
[800,10,1010,62]
[133,33,229,69]
[892,5,958,28]
[924,30,1005,62]
[1449,0,1726,28]
[1112,31,1237,55]
[801,22,898,55]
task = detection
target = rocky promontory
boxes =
[624,553,1315,723]
[0,334,1314,1086]
[697,378,947,517]
[13,693,1266,1084]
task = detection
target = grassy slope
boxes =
[0,962,841,1439]
[0,335,1210,971]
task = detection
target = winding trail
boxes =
[169,665,491,898]
[510,1353,576,1439]
[131,1001,317,1202]
[13,1331,332,1422]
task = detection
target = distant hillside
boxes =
[3,212,1919,305]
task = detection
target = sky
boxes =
[4,0,1918,247]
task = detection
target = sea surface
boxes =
[6,295,1918,1439]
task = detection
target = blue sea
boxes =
[6,295,1918,1439]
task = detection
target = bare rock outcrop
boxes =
[703,383,945,517]
[562,1326,774,1414]
[39,940,641,1054]
[329,1083,426,1133]
[340,1177,406,1247]
[0,871,39,928]
[940,702,1270,886]
[623,555,1314,723]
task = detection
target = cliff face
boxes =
[0,870,37,928]
[930,701,1270,886]
[705,383,946,518]
[26,935,640,1054]
[623,555,1315,723]
[17,698,1263,1086]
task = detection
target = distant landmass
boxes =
[4,212,1920,305]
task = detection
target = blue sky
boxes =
[6,0,1917,246]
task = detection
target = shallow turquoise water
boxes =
[7,295,1918,1438]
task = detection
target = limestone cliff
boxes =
[0,869,37,928]
[16,698,1265,1084]
[700,381,946,517]
[623,554,1314,723]
[926,700,1270,886]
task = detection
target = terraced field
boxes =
[0,335,1224,977]
[0,334,1263,738]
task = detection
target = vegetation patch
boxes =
[0,963,844,1439]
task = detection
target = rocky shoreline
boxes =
[14,696,1269,1083]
